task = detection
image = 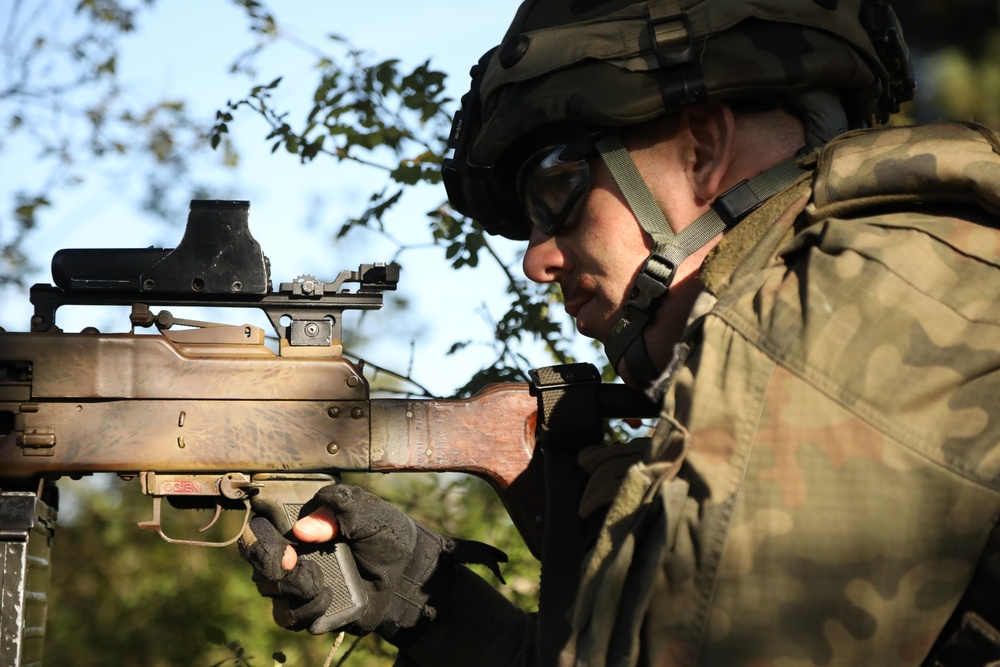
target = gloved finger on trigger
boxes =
[240,516,293,582]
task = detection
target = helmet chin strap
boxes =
[595,134,805,387]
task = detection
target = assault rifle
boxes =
[0,200,656,666]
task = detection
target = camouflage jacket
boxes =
[564,121,1000,667]
[401,122,1000,667]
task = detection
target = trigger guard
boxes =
[139,496,252,547]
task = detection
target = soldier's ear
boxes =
[686,102,736,203]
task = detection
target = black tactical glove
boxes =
[239,483,507,646]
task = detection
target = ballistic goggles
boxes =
[516,134,604,236]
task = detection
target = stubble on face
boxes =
[525,119,697,346]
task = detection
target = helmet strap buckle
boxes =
[714,180,764,228]
[626,254,676,313]
[603,252,676,387]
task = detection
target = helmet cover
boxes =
[444,0,914,239]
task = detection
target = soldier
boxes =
[241,0,1000,665]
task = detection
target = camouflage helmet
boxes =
[443,0,914,240]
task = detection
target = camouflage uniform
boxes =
[402,121,1000,667]
[566,120,1000,667]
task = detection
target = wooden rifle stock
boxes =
[370,385,544,553]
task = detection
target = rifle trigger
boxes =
[198,502,224,534]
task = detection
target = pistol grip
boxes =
[249,474,367,631]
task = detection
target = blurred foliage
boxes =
[210,24,578,391]
[893,0,1000,128]
[2,0,998,666]
[0,0,219,286]
[47,472,538,667]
